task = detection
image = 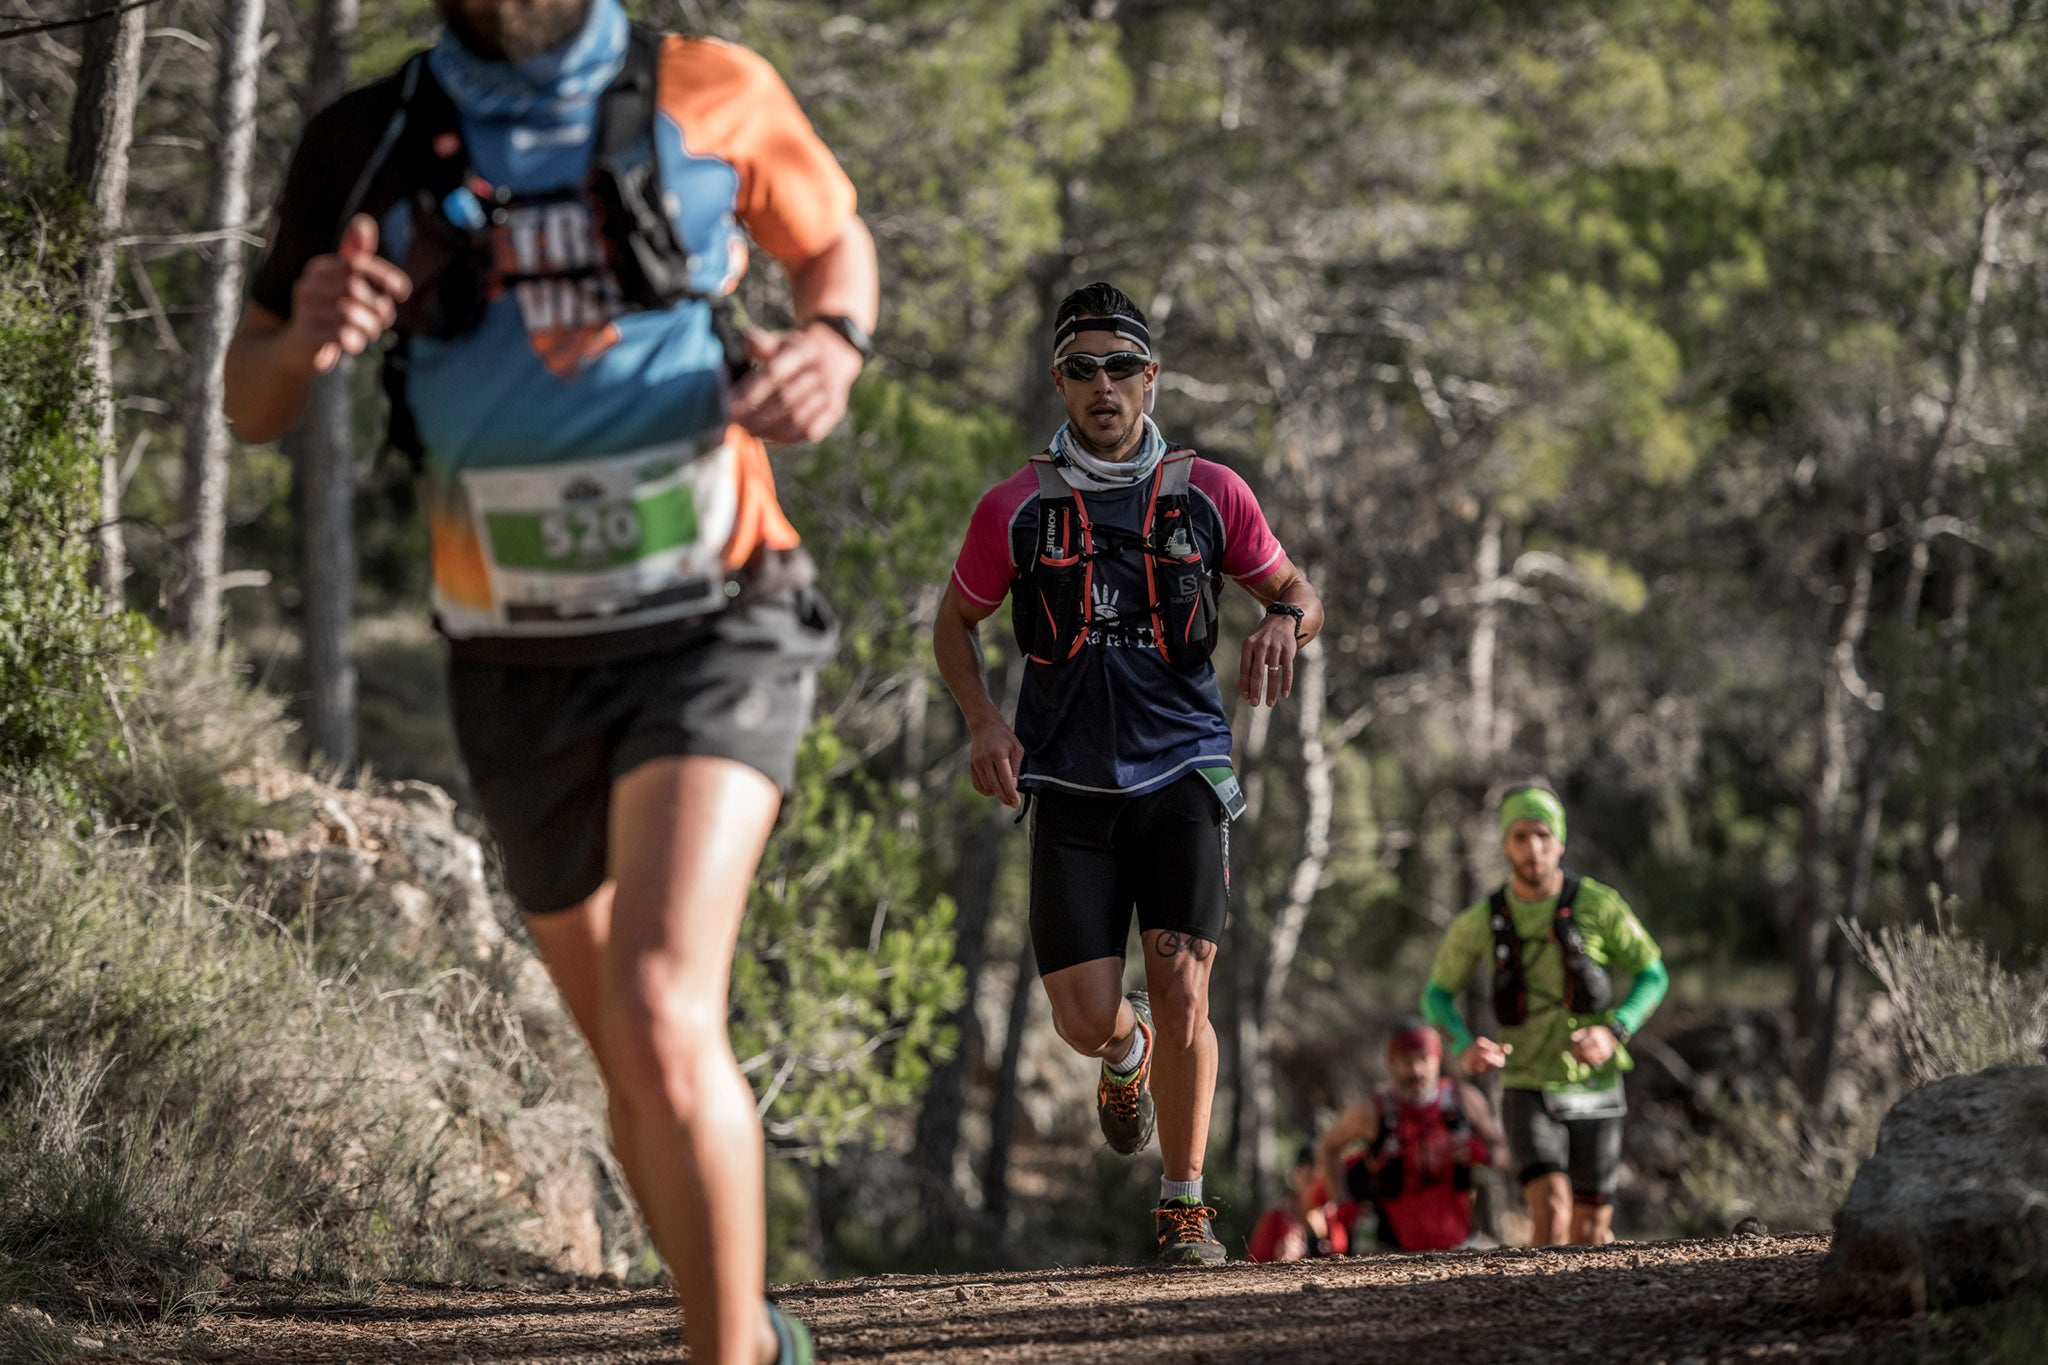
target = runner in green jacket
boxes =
[1420,786,1668,1245]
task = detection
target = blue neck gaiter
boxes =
[427,0,628,186]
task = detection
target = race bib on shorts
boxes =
[431,439,739,639]
[1197,764,1248,821]
[1544,1082,1627,1120]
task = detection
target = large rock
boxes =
[1820,1065,2048,1317]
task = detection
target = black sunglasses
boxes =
[1055,351,1150,382]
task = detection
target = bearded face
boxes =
[436,0,592,62]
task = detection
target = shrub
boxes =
[0,144,148,794]
[1678,907,2048,1234]
[0,652,608,1331]
[1845,907,2048,1086]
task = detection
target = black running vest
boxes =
[1010,451,1221,670]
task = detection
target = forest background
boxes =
[6,0,2048,1326]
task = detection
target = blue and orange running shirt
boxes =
[249,0,855,663]
[950,452,1284,797]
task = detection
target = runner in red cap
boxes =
[1315,1018,1505,1252]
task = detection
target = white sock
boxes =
[1161,1177,1202,1204]
[1108,1024,1147,1075]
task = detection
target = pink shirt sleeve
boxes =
[1192,460,1285,583]
[950,469,1036,609]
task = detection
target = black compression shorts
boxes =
[1027,771,1230,975]
[1501,1087,1625,1203]
[450,585,836,915]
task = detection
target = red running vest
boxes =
[1368,1079,1487,1252]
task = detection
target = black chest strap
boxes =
[1488,873,1586,1026]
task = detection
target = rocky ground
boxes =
[63,1231,2031,1364]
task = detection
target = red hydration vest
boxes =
[1365,1079,1487,1252]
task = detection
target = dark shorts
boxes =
[450,586,836,915]
[1027,771,1230,976]
[1501,1086,1625,1203]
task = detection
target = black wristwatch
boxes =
[1265,600,1307,639]
[1608,1021,1631,1045]
[808,313,875,362]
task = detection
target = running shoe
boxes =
[766,1299,813,1365]
[1155,1195,1227,1266]
[1096,990,1156,1155]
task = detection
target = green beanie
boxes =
[1500,787,1566,845]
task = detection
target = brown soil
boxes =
[86,1232,1946,1364]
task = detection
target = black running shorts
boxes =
[450,586,836,915]
[1027,771,1230,976]
[1501,1086,1625,1203]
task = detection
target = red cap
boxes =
[1387,1019,1442,1060]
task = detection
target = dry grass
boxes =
[1846,905,2048,1086]
[0,647,620,1356]
[1678,906,2048,1237]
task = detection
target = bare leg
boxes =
[1570,1201,1615,1245]
[524,882,649,1208]
[1138,929,1216,1183]
[1524,1173,1572,1245]
[524,755,783,1365]
[1040,955,1138,1061]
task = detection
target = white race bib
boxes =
[434,438,739,639]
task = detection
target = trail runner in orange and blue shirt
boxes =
[224,0,876,1359]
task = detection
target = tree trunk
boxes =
[1467,512,1502,761]
[982,934,1038,1237]
[910,807,1010,1250]
[289,371,359,772]
[1926,547,1973,906]
[1808,182,2002,1097]
[288,0,362,772]
[1791,492,1878,1060]
[174,0,268,647]
[1241,635,1333,1210]
[1813,728,1890,1105]
[1225,701,1273,1193]
[65,0,147,604]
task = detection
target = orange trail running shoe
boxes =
[1155,1195,1226,1266]
[1096,990,1156,1155]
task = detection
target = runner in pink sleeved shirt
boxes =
[952,461,1281,611]
[931,281,1325,1268]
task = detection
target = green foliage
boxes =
[782,374,1019,674]
[735,0,1133,399]
[0,146,149,791]
[737,722,965,1161]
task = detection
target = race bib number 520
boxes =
[435,440,739,639]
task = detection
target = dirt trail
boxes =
[103,1234,1926,1363]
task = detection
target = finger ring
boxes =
[1265,665,1281,672]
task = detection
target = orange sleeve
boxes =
[658,36,858,267]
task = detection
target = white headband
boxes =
[1053,313,1152,360]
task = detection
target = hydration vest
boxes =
[1357,1080,1482,1252]
[1010,450,1220,669]
[1363,1080,1476,1202]
[329,25,742,459]
[1488,873,1614,1026]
